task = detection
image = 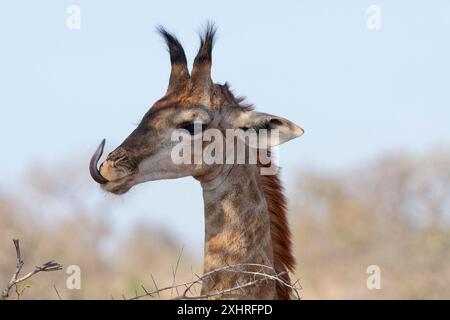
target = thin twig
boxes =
[129,263,302,300]
[150,274,161,299]
[53,284,62,300]
[1,239,63,300]
[170,246,184,297]
[141,285,152,298]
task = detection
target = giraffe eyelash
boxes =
[178,122,207,135]
[241,119,281,132]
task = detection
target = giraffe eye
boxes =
[179,122,207,135]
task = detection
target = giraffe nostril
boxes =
[100,160,131,181]
[101,147,137,181]
[107,148,129,163]
[113,155,128,167]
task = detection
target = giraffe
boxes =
[89,23,304,299]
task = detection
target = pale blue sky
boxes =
[1,1,449,255]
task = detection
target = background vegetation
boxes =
[1,148,449,299]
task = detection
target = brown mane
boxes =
[228,86,295,300]
[259,166,296,299]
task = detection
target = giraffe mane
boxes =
[258,165,296,299]
[225,85,296,299]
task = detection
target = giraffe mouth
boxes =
[89,139,137,194]
[100,168,137,195]
[101,175,136,194]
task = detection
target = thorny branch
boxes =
[128,263,301,300]
[1,239,63,300]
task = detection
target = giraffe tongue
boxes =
[89,139,109,184]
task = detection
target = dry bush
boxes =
[291,149,450,299]
[0,160,197,299]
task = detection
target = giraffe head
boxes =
[90,24,304,194]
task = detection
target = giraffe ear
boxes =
[230,111,304,147]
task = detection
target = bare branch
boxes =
[1,239,63,300]
[129,263,302,300]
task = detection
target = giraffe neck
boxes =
[199,164,276,299]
